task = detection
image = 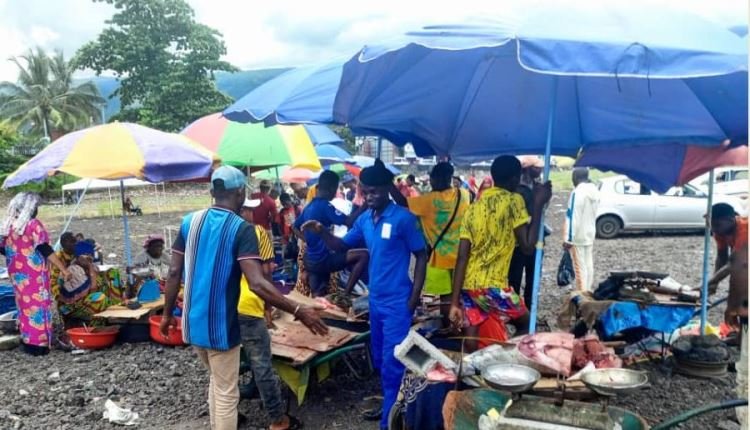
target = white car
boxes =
[595,175,746,239]
[690,167,748,199]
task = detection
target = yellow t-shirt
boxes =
[407,188,470,269]
[459,187,529,290]
[305,185,317,203]
[238,225,275,318]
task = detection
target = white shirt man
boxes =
[564,168,601,292]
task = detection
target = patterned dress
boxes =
[1,219,53,347]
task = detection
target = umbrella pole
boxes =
[54,181,90,251]
[529,77,558,334]
[699,169,715,334]
[120,180,134,287]
[376,137,383,159]
[108,186,115,220]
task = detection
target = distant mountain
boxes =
[78,68,291,121]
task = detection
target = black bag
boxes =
[556,249,575,287]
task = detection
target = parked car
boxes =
[689,167,748,200]
[595,175,746,239]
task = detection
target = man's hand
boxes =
[301,220,324,234]
[725,305,748,329]
[562,242,573,250]
[62,269,72,282]
[449,304,464,332]
[532,181,552,207]
[295,306,329,335]
[264,308,276,329]
[159,314,176,338]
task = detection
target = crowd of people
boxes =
[0,155,747,430]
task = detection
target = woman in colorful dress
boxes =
[0,193,71,356]
[58,241,123,320]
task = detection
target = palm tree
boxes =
[0,48,104,140]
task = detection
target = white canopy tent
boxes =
[61,178,165,219]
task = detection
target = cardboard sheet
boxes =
[270,320,355,353]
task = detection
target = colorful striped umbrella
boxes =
[182,113,332,171]
[1,122,220,276]
[2,122,219,188]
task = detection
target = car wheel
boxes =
[596,215,621,239]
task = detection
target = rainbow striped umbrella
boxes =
[2,122,219,188]
[182,113,333,171]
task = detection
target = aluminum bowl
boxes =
[581,368,648,397]
[481,363,541,393]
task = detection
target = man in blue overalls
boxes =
[302,160,428,429]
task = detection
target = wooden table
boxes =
[93,295,165,320]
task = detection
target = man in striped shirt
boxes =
[161,166,327,430]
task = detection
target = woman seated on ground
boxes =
[57,241,123,321]
[132,234,170,279]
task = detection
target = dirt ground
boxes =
[0,190,741,429]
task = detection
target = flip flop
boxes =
[271,415,303,430]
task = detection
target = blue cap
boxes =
[211,165,246,191]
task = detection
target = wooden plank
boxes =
[284,290,350,320]
[271,343,318,365]
[270,320,355,352]
[94,296,165,319]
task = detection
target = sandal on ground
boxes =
[270,415,303,430]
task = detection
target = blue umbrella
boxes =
[224,4,747,333]
[315,143,355,164]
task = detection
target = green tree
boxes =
[331,125,357,154]
[0,48,104,139]
[74,0,236,131]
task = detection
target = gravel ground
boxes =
[0,190,741,429]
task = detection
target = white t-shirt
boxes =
[565,182,600,246]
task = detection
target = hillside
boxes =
[79,68,290,121]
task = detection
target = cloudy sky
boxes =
[0,0,746,81]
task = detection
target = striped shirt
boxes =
[172,207,260,351]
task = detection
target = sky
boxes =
[0,0,746,82]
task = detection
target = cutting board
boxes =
[271,343,319,365]
[94,295,165,319]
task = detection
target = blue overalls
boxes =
[343,202,426,429]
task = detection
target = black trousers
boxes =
[508,247,537,309]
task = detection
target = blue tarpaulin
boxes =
[600,302,695,337]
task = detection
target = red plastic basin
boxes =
[149,315,185,346]
[66,326,119,350]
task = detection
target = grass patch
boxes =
[548,169,614,191]
[38,194,211,221]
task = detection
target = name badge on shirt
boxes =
[381,223,392,239]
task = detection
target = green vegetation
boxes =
[0,48,103,138]
[74,0,236,131]
[548,168,614,191]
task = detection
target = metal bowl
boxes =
[581,368,649,397]
[481,364,541,393]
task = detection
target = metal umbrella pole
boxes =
[528,77,559,334]
[699,169,715,334]
[120,180,134,287]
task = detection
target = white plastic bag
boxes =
[102,399,139,426]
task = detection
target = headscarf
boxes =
[74,240,96,257]
[0,192,41,236]
[359,159,394,187]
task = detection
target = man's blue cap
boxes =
[211,165,246,191]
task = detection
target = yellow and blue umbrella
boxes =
[3,122,219,188]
